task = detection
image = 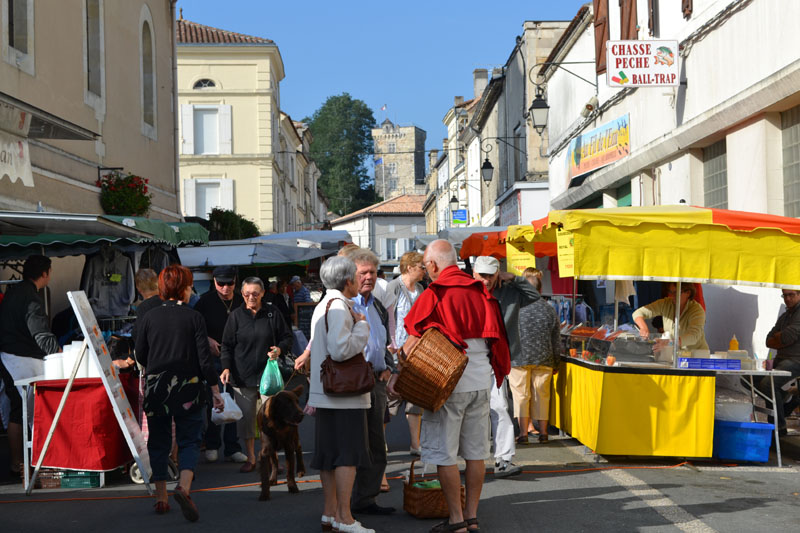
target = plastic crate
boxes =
[60,471,101,488]
[678,357,741,370]
[713,419,774,462]
[21,468,62,489]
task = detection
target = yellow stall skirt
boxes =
[550,359,716,457]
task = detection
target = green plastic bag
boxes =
[260,359,284,396]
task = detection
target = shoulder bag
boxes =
[320,298,375,396]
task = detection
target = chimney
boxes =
[443,138,448,150]
[492,67,503,78]
[429,149,439,169]
[473,69,488,98]
[454,96,464,107]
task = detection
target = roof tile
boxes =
[177,19,273,45]
[331,195,426,224]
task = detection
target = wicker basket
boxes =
[395,328,467,412]
[403,460,465,519]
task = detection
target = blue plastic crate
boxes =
[678,358,741,370]
[713,419,774,462]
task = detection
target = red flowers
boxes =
[97,171,152,216]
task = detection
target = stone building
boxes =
[371,119,426,199]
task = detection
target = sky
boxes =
[177,0,589,157]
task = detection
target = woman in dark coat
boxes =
[136,265,224,521]
[220,276,292,473]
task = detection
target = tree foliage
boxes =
[207,208,260,240]
[305,93,377,215]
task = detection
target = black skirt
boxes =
[311,408,371,471]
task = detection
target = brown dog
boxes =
[257,384,306,500]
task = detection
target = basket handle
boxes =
[408,459,418,485]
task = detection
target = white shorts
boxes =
[420,388,490,466]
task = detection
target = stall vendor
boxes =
[632,283,709,351]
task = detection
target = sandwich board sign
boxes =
[65,291,151,488]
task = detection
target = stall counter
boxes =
[550,356,716,457]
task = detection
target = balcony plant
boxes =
[96,171,152,216]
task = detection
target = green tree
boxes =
[207,208,260,240]
[304,93,378,215]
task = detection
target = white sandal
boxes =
[321,515,335,531]
[335,520,375,533]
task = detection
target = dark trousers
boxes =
[757,358,800,430]
[147,408,204,482]
[352,378,388,509]
[204,359,241,455]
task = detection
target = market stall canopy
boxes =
[515,205,800,289]
[414,227,507,252]
[102,216,208,246]
[253,230,351,250]
[177,240,334,268]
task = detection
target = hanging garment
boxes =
[80,247,135,318]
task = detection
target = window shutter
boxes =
[380,238,387,260]
[682,0,692,19]
[219,105,232,154]
[619,0,638,40]
[593,0,610,74]
[180,105,194,154]
[220,179,234,210]
[183,179,196,216]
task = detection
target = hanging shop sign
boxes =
[452,209,467,225]
[0,129,33,187]
[566,113,630,180]
[606,40,679,87]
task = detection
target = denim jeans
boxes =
[147,408,204,482]
[756,358,800,430]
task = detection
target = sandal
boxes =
[466,518,480,532]
[515,435,529,445]
[430,520,468,533]
[154,500,170,514]
[538,434,549,443]
[380,482,391,493]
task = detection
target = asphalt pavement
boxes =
[2,389,800,532]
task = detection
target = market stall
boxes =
[505,205,797,463]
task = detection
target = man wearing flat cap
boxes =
[290,275,311,304]
[473,256,540,478]
[193,265,247,464]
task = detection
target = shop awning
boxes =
[177,240,334,267]
[102,216,209,246]
[253,230,351,249]
[509,205,800,289]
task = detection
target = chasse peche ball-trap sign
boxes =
[606,40,679,87]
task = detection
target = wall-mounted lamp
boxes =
[449,195,459,212]
[527,85,549,135]
[479,141,494,183]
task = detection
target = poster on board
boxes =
[67,290,151,486]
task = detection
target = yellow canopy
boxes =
[507,205,800,289]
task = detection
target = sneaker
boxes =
[204,449,218,462]
[335,520,375,533]
[494,460,522,478]
[225,451,248,463]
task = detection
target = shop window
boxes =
[3,0,34,75]
[619,0,638,40]
[781,106,800,217]
[617,182,632,207]
[86,0,103,97]
[193,78,216,89]
[593,0,609,74]
[139,5,157,139]
[703,140,727,209]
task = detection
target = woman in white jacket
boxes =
[308,256,373,533]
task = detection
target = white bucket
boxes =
[44,354,64,380]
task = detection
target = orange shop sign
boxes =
[566,114,629,180]
[606,40,679,87]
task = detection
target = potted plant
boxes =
[96,171,152,216]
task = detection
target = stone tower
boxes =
[371,119,426,199]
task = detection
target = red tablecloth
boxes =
[32,378,133,471]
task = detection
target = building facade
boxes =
[371,119,426,200]
[543,0,800,352]
[177,17,287,233]
[1,0,179,218]
[330,194,425,269]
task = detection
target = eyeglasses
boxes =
[243,292,262,299]
[215,280,235,287]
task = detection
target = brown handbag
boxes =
[320,298,375,396]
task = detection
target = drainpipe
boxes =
[170,0,181,220]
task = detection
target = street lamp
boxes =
[527,85,549,135]
[449,194,459,212]
[481,157,493,182]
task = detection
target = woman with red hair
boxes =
[136,265,224,521]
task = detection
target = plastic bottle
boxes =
[728,335,739,351]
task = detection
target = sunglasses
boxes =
[215,280,235,287]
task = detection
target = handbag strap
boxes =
[324,298,348,332]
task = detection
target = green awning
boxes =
[170,222,210,245]
[100,216,208,246]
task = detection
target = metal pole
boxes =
[770,374,783,467]
[26,340,88,495]
[571,277,577,324]
[672,281,682,368]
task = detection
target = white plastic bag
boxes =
[211,391,242,425]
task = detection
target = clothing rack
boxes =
[97,315,137,333]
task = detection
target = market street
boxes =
[2,407,800,532]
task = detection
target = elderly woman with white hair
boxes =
[308,256,374,533]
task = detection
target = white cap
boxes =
[474,256,499,275]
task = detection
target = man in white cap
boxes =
[473,256,540,478]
